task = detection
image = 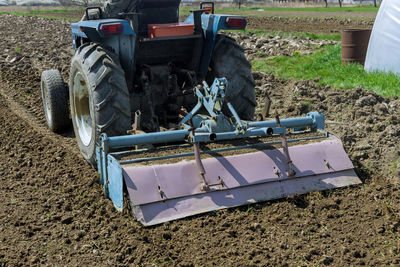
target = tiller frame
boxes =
[97,78,361,226]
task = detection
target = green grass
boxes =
[235,6,378,12]
[253,44,400,98]
[0,11,27,16]
[180,5,378,15]
[23,9,83,14]
[0,10,81,21]
[0,9,83,21]
[1,5,377,21]
[0,9,82,15]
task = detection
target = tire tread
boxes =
[210,34,257,120]
[69,43,131,165]
[41,69,71,132]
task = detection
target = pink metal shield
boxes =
[122,136,361,226]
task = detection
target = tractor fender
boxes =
[71,19,136,87]
[71,19,135,50]
[183,14,247,77]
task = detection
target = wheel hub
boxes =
[41,80,52,123]
[73,72,92,146]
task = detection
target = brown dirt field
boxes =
[220,9,377,21]
[247,16,374,33]
[0,14,399,266]
[0,7,375,34]
[243,10,376,20]
[0,6,77,12]
[42,13,375,34]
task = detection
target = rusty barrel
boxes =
[341,29,371,65]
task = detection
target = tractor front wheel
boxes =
[69,43,131,166]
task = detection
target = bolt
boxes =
[324,160,331,169]
[218,176,225,187]
[158,185,164,199]
[273,167,281,177]
[288,169,296,177]
[200,183,209,191]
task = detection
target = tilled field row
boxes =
[246,16,373,33]
[0,14,399,266]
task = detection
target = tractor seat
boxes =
[135,0,182,35]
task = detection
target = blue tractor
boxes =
[40,1,360,226]
[41,1,255,166]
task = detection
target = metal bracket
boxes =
[99,134,110,196]
[118,12,141,34]
[276,115,296,177]
[179,78,247,135]
[194,142,209,191]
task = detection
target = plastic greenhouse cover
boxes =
[365,0,400,74]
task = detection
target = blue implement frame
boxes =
[97,114,326,211]
[96,78,327,211]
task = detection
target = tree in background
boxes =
[324,0,346,8]
[233,0,245,9]
[59,0,91,7]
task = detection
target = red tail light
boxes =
[226,17,247,29]
[100,23,123,35]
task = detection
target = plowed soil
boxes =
[0,14,399,266]
[247,16,374,33]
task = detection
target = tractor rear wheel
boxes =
[69,43,131,166]
[209,34,257,120]
[41,69,71,133]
